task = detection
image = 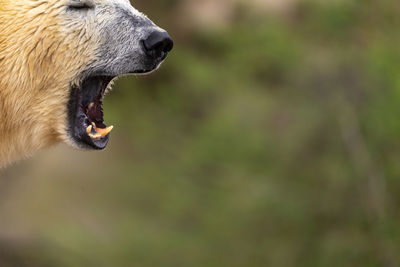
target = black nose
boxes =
[142,31,174,58]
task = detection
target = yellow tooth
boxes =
[87,124,113,139]
[89,133,102,139]
[96,126,114,136]
[88,102,94,109]
[86,125,93,135]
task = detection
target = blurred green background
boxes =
[2,0,400,266]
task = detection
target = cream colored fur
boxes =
[0,0,101,166]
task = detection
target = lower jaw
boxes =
[68,121,111,150]
[76,131,110,150]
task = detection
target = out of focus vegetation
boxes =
[2,0,400,266]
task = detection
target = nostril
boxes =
[143,31,174,57]
[163,37,173,53]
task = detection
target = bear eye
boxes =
[68,1,94,11]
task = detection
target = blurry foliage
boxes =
[2,0,400,266]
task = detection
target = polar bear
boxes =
[0,0,173,166]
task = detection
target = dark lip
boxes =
[129,58,166,74]
[131,69,152,74]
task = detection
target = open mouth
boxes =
[67,67,160,150]
[68,76,115,150]
[66,31,173,150]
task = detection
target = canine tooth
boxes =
[88,102,94,109]
[86,125,93,135]
[96,126,114,136]
[87,124,113,139]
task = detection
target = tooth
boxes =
[89,133,102,139]
[86,125,93,135]
[87,124,113,139]
[96,126,114,136]
[88,102,94,109]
